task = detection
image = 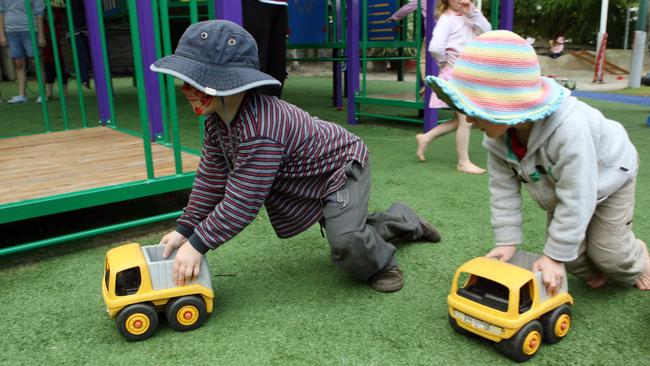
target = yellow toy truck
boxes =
[448,251,573,362]
[102,243,214,341]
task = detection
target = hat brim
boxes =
[150,54,281,96]
[425,75,569,125]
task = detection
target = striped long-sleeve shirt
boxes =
[177,92,369,253]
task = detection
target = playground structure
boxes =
[0,0,514,256]
[346,0,514,131]
[0,0,243,256]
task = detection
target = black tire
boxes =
[165,295,207,332]
[448,313,471,336]
[115,303,158,341]
[495,320,543,362]
[541,304,572,344]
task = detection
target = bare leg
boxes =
[455,113,486,174]
[15,58,26,97]
[46,83,54,98]
[586,275,609,288]
[635,241,650,291]
[415,118,458,162]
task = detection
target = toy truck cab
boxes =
[102,243,214,341]
[448,251,573,362]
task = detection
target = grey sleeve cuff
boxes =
[176,224,195,239]
[188,234,210,255]
[543,237,579,262]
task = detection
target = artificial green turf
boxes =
[1,76,650,365]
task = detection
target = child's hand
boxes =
[161,230,188,258]
[485,245,516,262]
[172,242,203,286]
[458,0,473,15]
[533,255,565,296]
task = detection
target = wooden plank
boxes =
[0,128,200,205]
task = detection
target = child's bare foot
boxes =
[635,240,650,291]
[415,134,428,162]
[586,275,608,288]
[457,162,486,174]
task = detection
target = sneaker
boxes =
[36,96,50,103]
[7,95,28,104]
[419,218,442,243]
[370,266,404,292]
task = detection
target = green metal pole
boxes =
[160,0,184,174]
[0,211,182,257]
[189,0,202,142]
[24,0,50,132]
[45,1,70,129]
[490,0,499,29]
[65,0,88,128]
[361,0,367,96]
[127,0,155,179]
[96,0,117,126]
[190,0,199,23]
[638,0,648,31]
[207,0,215,19]
[151,0,169,143]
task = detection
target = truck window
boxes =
[457,273,509,312]
[518,280,533,314]
[115,267,142,296]
[104,259,110,290]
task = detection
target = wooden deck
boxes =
[0,127,200,205]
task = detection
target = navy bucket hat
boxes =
[150,20,281,96]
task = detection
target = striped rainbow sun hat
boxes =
[426,30,569,125]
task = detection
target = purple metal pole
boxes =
[499,0,514,30]
[346,0,360,124]
[333,0,343,110]
[215,0,243,24]
[136,0,164,139]
[423,0,438,132]
[85,0,110,123]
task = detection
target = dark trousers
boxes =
[70,32,90,84]
[322,161,425,281]
[242,0,287,97]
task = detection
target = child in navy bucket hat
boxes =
[152,20,442,293]
[427,30,650,292]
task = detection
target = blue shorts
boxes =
[6,31,34,59]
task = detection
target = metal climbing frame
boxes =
[346,0,514,131]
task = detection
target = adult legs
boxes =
[242,0,284,97]
[14,57,27,97]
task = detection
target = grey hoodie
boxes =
[483,95,638,262]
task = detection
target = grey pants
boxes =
[322,161,425,281]
[563,177,647,285]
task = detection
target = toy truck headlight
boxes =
[454,310,503,335]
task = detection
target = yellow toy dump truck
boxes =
[102,243,214,341]
[448,251,573,362]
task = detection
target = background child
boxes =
[385,0,428,94]
[151,20,441,293]
[416,0,490,174]
[427,30,650,293]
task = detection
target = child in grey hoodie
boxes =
[427,30,649,293]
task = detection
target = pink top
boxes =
[427,6,491,68]
[388,0,427,22]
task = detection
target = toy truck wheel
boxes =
[165,295,207,332]
[116,303,159,341]
[495,320,543,362]
[541,304,572,344]
[448,314,471,336]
